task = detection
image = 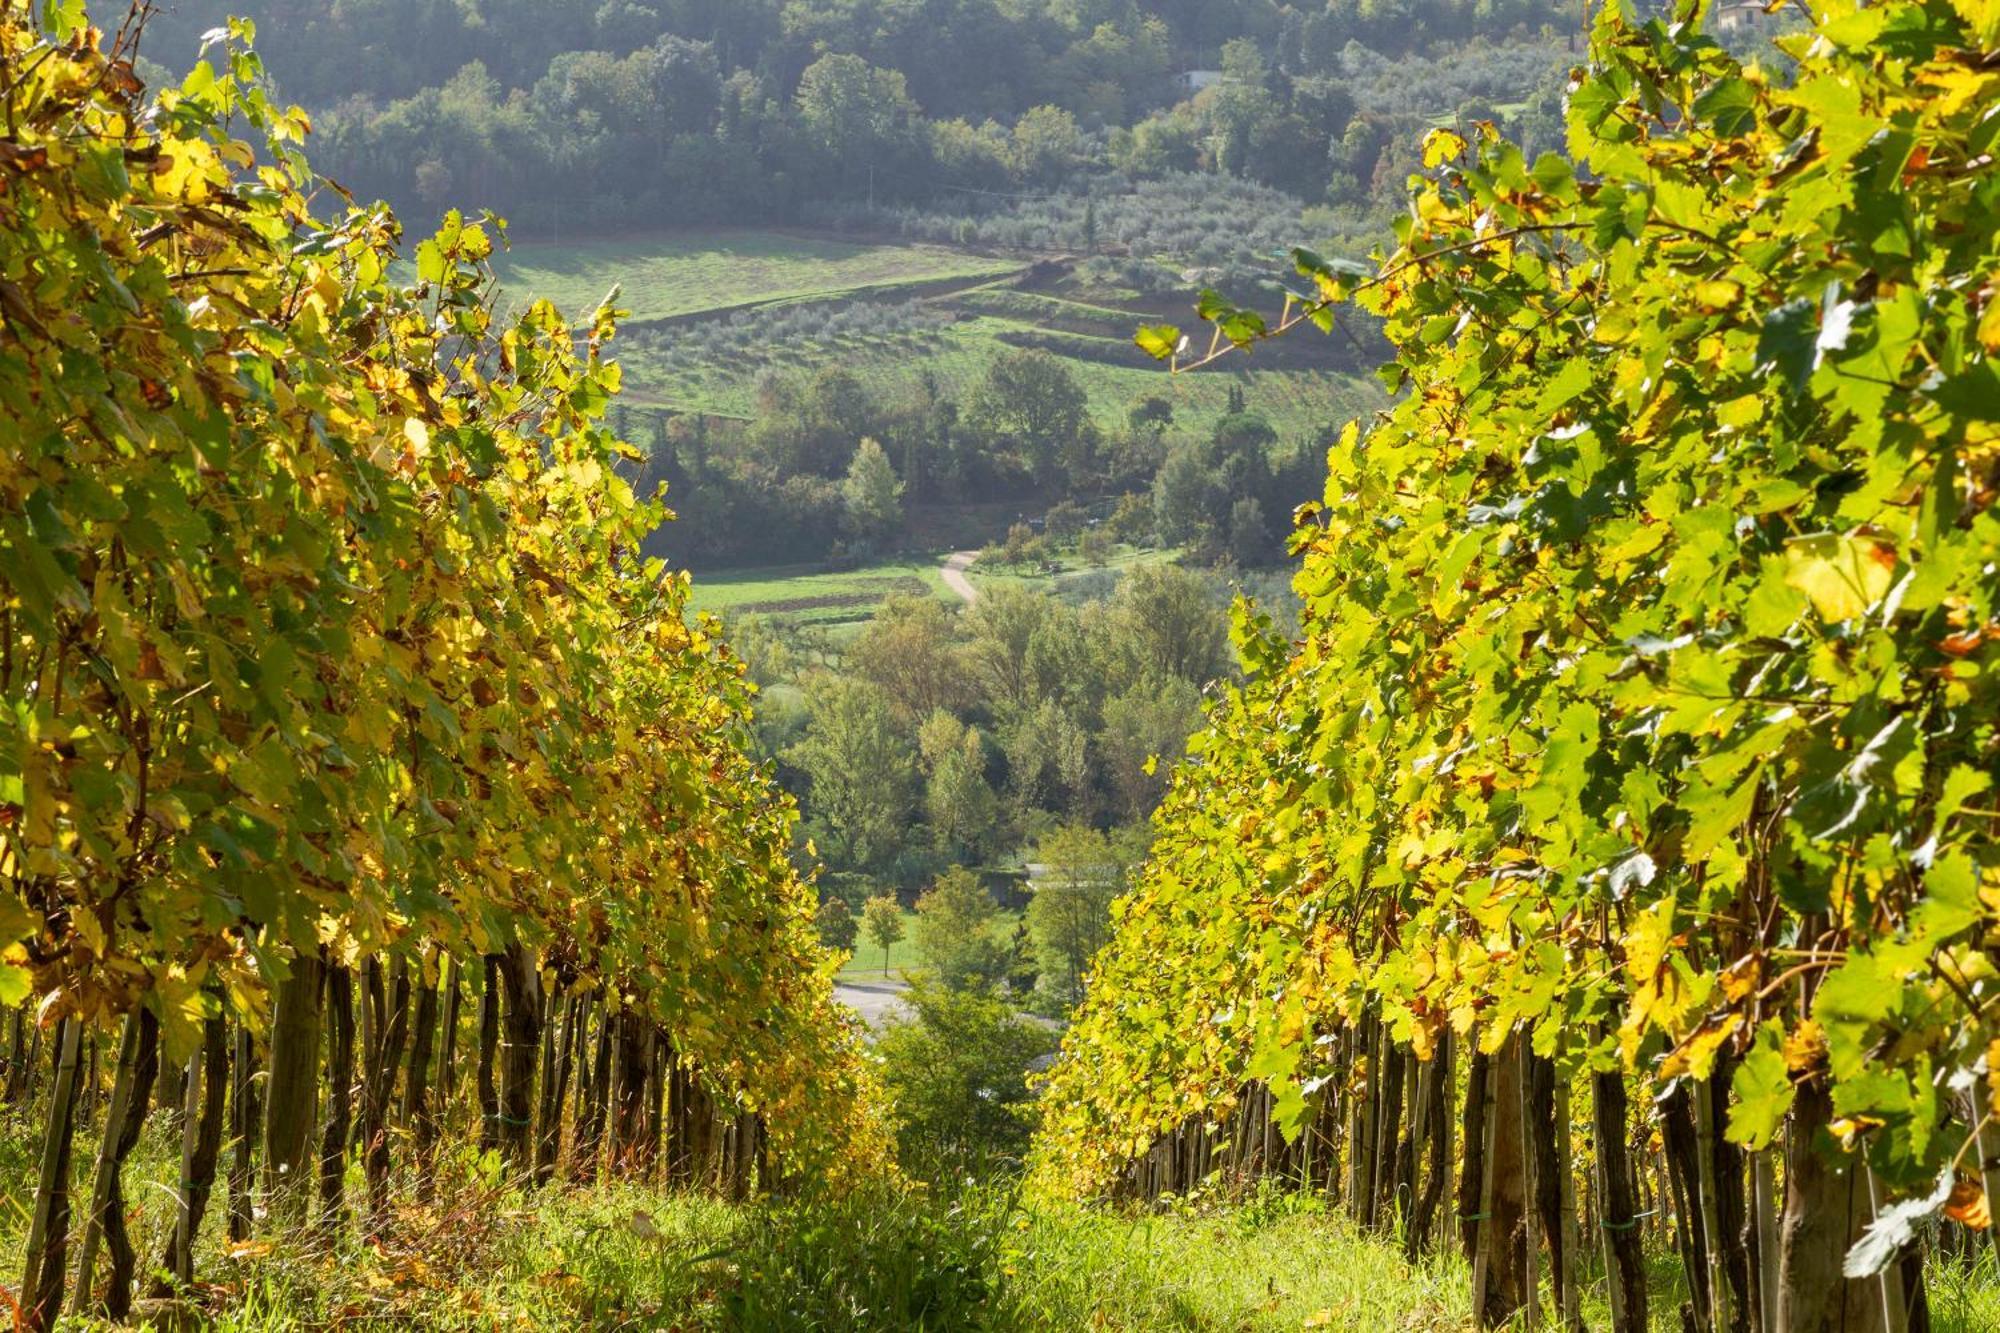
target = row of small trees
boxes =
[0,7,880,1326]
[1036,3,2000,1331]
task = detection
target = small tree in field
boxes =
[861,895,906,976]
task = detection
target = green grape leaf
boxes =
[1726,1022,1794,1149]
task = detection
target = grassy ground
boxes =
[688,558,951,629]
[488,231,1022,326]
[7,1101,2000,1331]
[5,1148,1484,1332]
[967,544,1181,601]
[686,545,1181,636]
[43,1168,2000,1332]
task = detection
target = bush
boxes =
[876,977,1054,1175]
[816,896,860,953]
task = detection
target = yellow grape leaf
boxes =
[1920,62,1998,115]
[1784,533,1897,622]
[0,890,39,947]
[1422,127,1467,168]
[1785,1020,1828,1073]
[1693,278,1742,310]
[1979,285,2000,353]
[1659,1013,1745,1080]
[1715,393,1765,429]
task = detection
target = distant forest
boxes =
[139,0,1576,237]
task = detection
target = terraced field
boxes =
[491,229,1384,440]
[624,313,1371,438]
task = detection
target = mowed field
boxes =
[686,558,951,629]
[488,230,1022,326]
[488,229,1382,441]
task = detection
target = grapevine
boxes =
[1034,0,2000,1326]
[0,4,883,1322]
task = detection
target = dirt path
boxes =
[942,550,981,606]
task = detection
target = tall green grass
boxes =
[12,1100,1999,1331]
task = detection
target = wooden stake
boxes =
[20,1015,84,1331]
[1692,1078,1733,1333]
[1517,1035,1541,1331]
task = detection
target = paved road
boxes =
[941,550,981,606]
[835,977,1063,1042]
[835,979,912,1031]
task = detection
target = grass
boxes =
[687,558,952,629]
[14,1139,1482,1332]
[967,544,1181,601]
[488,230,1022,327]
[687,545,1184,637]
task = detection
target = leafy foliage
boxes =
[862,895,908,976]
[912,868,1010,992]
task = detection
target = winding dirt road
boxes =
[941,549,981,606]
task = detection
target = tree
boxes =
[1127,393,1176,436]
[1026,825,1128,1007]
[840,436,903,543]
[816,897,860,955]
[967,350,1092,489]
[793,52,919,164]
[786,678,919,871]
[964,585,1052,707]
[876,978,1053,1174]
[911,868,1009,992]
[635,34,722,136]
[847,597,967,723]
[1227,495,1269,566]
[919,712,1001,860]
[1002,698,1092,817]
[1108,564,1233,688]
[861,896,906,977]
[1152,439,1222,548]
[1012,104,1081,185]
[1098,675,1203,822]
